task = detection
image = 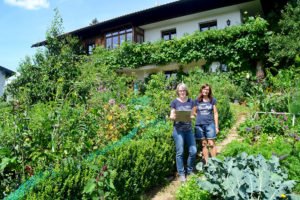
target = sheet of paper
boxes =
[175,110,191,122]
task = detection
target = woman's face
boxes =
[178,86,187,98]
[201,86,210,96]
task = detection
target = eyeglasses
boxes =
[178,90,186,92]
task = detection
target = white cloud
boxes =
[4,0,50,10]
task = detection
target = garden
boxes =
[0,1,300,199]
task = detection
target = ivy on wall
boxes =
[95,17,269,72]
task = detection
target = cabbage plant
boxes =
[196,153,299,200]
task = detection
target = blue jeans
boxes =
[195,123,216,140]
[172,128,197,176]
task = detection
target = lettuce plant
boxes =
[196,153,299,200]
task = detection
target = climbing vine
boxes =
[96,17,269,71]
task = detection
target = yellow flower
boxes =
[280,194,287,199]
[107,115,113,121]
[109,124,114,130]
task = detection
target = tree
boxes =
[89,18,99,25]
[7,9,85,104]
[268,0,300,67]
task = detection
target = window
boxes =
[221,64,228,72]
[164,70,177,79]
[87,43,95,55]
[105,28,133,49]
[162,29,176,41]
[199,21,217,31]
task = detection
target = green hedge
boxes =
[20,122,175,199]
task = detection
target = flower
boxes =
[254,125,262,132]
[97,85,107,92]
[107,115,113,121]
[246,73,250,79]
[245,127,252,133]
[280,194,287,199]
[102,165,108,171]
[119,104,126,110]
[289,133,295,138]
[108,99,116,105]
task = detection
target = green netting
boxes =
[129,96,151,106]
[5,119,159,200]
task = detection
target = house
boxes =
[0,66,14,97]
[31,0,284,80]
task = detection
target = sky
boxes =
[0,0,177,72]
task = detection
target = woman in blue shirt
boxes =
[194,84,219,164]
[170,83,197,182]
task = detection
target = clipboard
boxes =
[175,110,192,122]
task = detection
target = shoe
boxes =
[179,175,186,183]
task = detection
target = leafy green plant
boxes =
[144,72,176,119]
[239,114,292,141]
[196,153,299,200]
[105,136,175,199]
[109,17,268,72]
[268,0,300,66]
[176,175,211,200]
[83,164,117,200]
[7,9,85,105]
[220,134,300,194]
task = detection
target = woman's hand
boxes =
[215,127,219,134]
[170,109,176,120]
[170,113,176,120]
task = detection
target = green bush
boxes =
[176,176,211,200]
[238,114,293,140]
[11,122,175,200]
[144,72,176,119]
[105,137,175,199]
[220,134,292,160]
[268,0,300,66]
[24,158,93,200]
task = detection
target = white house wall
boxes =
[0,71,5,96]
[141,1,262,42]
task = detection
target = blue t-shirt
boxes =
[170,98,194,131]
[195,97,217,125]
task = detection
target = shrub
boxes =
[176,176,211,200]
[105,134,175,199]
[10,122,175,200]
[238,114,293,140]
